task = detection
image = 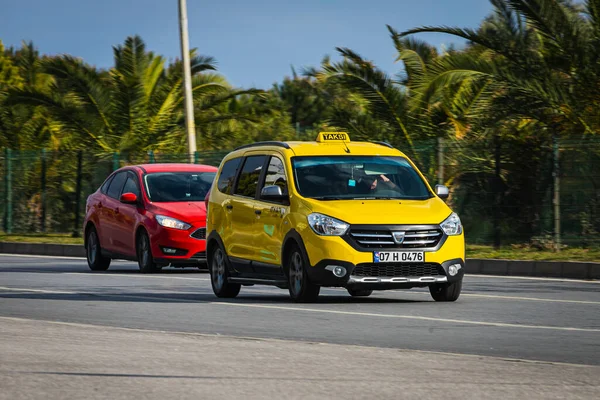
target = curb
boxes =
[464,258,600,280]
[0,242,85,258]
[0,242,598,280]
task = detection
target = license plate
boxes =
[374,251,424,263]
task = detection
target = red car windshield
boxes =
[144,172,216,202]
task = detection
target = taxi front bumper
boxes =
[306,258,464,289]
[302,229,465,288]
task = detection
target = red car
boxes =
[83,163,217,272]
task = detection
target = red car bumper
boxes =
[149,225,207,266]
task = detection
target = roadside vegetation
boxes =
[0,233,83,245]
[467,245,600,262]
[1,0,600,252]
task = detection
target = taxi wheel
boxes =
[209,247,240,298]
[86,228,110,271]
[137,231,161,274]
[347,288,373,297]
[429,279,462,302]
[287,245,320,303]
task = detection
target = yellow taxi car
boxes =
[205,133,465,302]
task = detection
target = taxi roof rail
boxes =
[234,141,291,151]
[371,141,394,149]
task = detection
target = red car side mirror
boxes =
[204,191,210,210]
[120,192,138,204]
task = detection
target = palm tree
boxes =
[0,41,55,149]
[395,0,600,137]
[391,0,600,246]
[6,36,263,155]
[308,47,432,170]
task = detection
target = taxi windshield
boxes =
[145,172,216,202]
[292,156,432,200]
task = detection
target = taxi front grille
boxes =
[348,228,443,249]
[352,263,444,278]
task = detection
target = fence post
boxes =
[553,134,561,251]
[148,150,155,163]
[112,152,119,171]
[4,148,12,234]
[494,135,502,249]
[40,149,47,232]
[437,136,444,185]
[194,151,199,164]
[73,150,83,238]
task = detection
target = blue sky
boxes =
[1,0,492,89]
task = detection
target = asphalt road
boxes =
[1,254,600,399]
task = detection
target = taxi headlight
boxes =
[156,215,191,230]
[307,213,349,236]
[440,212,463,236]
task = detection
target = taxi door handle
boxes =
[226,204,233,210]
[255,210,262,215]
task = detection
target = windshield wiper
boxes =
[311,196,345,201]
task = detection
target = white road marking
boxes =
[61,272,210,281]
[0,316,596,368]
[210,302,600,333]
[0,253,86,260]
[467,274,600,284]
[246,286,600,306]
[0,286,77,294]
[2,285,598,332]
[7,270,598,305]
[389,290,600,305]
[4,267,598,305]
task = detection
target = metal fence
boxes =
[1,139,599,248]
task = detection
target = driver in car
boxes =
[356,171,400,194]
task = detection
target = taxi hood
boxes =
[303,197,452,225]
[149,201,206,224]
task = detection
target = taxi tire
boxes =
[209,246,241,298]
[347,288,373,297]
[287,245,320,303]
[137,231,161,274]
[86,228,111,271]
[429,279,462,302]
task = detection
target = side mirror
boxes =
[435,185,449,200]
[120,192,138,204]
[204,190,210,211]
[261,185,287,202]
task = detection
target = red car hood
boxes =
[149,202,206,224]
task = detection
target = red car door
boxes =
[100,171,128,253]
[111,171,142,257]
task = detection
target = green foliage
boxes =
[2,3,600,246]
[1,36,269,155]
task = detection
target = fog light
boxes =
[333,266,347,277]
[162,247,178,255]
[448,264,462,276]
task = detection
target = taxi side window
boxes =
[122,172,141,198]
[217,158,242,194]
[234,155,266,198]
[263,157,288,195]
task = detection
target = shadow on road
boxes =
[0,265,208,274]
[19,371,390,382]
[0,290,426,304]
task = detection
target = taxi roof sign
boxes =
[316,132,350,142]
